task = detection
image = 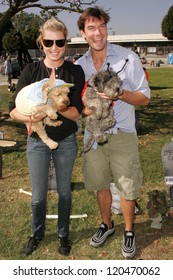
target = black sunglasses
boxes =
[42,39,66,48]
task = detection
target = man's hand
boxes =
[96,91,109,99]
[97,90,124,100]
[82,106,93,116]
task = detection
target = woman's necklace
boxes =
[45,65,61,80]
[45,65,54,79]
[44,58,64,79]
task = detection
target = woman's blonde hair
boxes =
[36,18,68,51]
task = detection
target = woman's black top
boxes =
[10,60,85,141]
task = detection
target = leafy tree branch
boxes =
[0,0,97,32]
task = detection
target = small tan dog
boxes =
[15,78,74,149]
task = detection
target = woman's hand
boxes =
[24,112,46,128]
[24,111,46,135]
[30,111,46,123]
[10,108,46,123]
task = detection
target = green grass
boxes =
[0,67,173,260]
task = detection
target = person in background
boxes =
[75,6,150,259]
[10,18,85,257]
[4,56,12,90]
[14,32,33,71]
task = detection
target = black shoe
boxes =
[24,236,42,256]
[59,237,72,255]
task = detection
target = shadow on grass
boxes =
[137,96,173,135]
[0,118,26,131]
[135,217,173,259]
[37,216,173,260]
[150,86,173,90]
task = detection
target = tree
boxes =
[0,12,13,52]
[2,29,18,54]
[21,14,43,49]
[2,12,43,54]
[12,11,42,32]
[11,12,43,48]
[161,5,173,40]
[0,0,97,34]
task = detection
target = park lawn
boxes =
[0,66,173,260]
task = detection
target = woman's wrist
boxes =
[27,115,32,136]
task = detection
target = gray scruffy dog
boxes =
[83,67,123,153]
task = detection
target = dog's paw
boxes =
[108,119,116,126]
[49,113,58,120]
[55,120,63,126]
[48,141,59,150]
[46,109,57,120]
[48,120,63,127]
[96,134,108,144]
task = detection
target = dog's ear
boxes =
[42,84,49,104]
[87,73,95,87]
[42,79,56,103]
[94,76,104,92]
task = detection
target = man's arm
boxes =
[118,90,150,106]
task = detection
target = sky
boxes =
[1,0,173,37]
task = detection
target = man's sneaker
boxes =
[122,231,136,259]
[59,237,72,255]
[24,236,42,256]
[90,221,115,247]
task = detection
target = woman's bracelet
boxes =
[28,115,32,136]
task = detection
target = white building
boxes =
[66,33,172,56]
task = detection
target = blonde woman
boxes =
[10,18,85,256]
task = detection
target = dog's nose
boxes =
[64,100,70,105]
[115,87,120,93]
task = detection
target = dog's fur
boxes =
[16,79,71,149]
[83,70,122,152]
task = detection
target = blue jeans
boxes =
[26,133,78,239]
